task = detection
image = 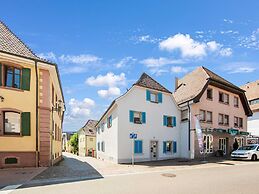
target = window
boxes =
[207,88,213,100]
[52,85,54,105]
[134,112,142,124]
[203,134,213,153]
[219,92,229,104]
[5,157,18,164]
[146,90,162,103]
[4,66,21,89]
[234,96,239,107]
[167,117,173,127]
[239,118,243,128]
[163,115,176,127]
[107,116,112,128]
[129,110,146,124]
[101,141,105,152]
[234,117,243,128]
[218,114,229,125]
[207,111,212,123]
[235,137,245,147]
[181,109,188,121]
[234,117,238,128]
[199,110,206,121]
[250,98,259,105]
[163,141,172,153]
[150,92,158,103]
[101,123,104,132]
[134,140,143,154]
[4,112,21,134]
[97,142,100,151]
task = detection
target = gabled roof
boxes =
[80,119,98,136]
[0,21,39,60]
[173,66,252,116]
[134,73,171,94]
[240,80,259,112]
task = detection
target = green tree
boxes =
[69,133,78,155]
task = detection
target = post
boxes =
[132,139,134,166]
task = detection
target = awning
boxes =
[239,131,250,136]
[214,128,227,133]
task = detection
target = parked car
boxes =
[231,144,259,161]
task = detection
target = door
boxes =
[150,141,158,160]
[219,138,227,155]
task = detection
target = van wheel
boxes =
[251,154,257,161]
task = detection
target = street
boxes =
[2,153,259,194]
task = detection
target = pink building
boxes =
[174,67,252,158]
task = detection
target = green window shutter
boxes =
[146,90,151,101]
[142,112,146,124]
[0,64,2,86]
[173,141,177,153]
[129,110,134,122]
[21,112,31,136]
[163,142,166,153]
[163,115,167,126]
[173,116,177,127]
[21,68,31,91]
[158,92,163,103]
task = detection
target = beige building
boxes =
[78,120,97,157]
[0,21,65,167]
[174,67,252,158]
[241,81,259,137]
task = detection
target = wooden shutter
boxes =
[134,140,138,154]
[163,115,167,126]
[129,110,134,122]
[0,64,2,86]
[139,141,142,153]
[21,68,31,91]
[158,92,163,103]
[173,116,177,127]
[142,112,146,124]
[173,141,177,153]
[146,90,151,101]
[163,142,166,153]
[21,112,31,136]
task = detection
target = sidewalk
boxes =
[0,167,46,189]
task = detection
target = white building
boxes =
[96,73,189,163]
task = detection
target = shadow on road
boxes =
[20,155,103,189]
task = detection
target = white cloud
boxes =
[59,54,100,64]
[223,19,233,24]
[141,57,185,68]
[86,72,126,87]
[240,28,259,50]
[67,98,95,118]
[134,35,161,44]
[224,62,257,74]
[98,87,121,98]
[229,67,256,74]
[37,52,57,62]
[219,48,233,57]
[171,66,188,74]
[114,56,136,68]
[159,34,232,58]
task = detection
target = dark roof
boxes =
[134,73,171,94]
[81,120,98,136]
[0,21,39,60]
[173,66,252,116]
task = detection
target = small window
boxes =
[5,157,18,164]
[218,114,224,125]
[203,135,213,153]
[207,111,212,123]
[4,66,21,89]
[163,141,172,153]
[134,112,142,124]
[199,110,206,121]
[234,96,239,107]
[101,141,105,152]
[150,92,158,103]
[167,116,173,127]
[181,109,188,121]
[239,118,243,128]
[234,117,239,128]
[218,114,229,125]
[101,123,104,132]
[219,92,229,104]
[224,115,229,126]
[107,116,112,128]
[4,112,21,135]
[207,88,213,100]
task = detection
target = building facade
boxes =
[78,120,97,157]
[0,21,65,168]
[174,67,252,159]
[96,73,187,163]
[241,80,259,138]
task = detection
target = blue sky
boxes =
[1,0,259,131]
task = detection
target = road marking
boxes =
[0,184,22,194]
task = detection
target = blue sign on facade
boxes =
[130,133,137,139]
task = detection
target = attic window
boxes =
[89,129,93,133]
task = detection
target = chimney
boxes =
[175,77,179,91]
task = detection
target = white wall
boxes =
[248,112,259,136]
[96,105,119,163]
[180,121,190,158]
[116,86,182,163]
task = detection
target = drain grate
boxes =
[161,173,176,178]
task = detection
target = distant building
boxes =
[78,120,97,157]
[174,67,252,158]
[0,21,65,168]
[96,73,185,163]
[62,132,76,152]
[241,81,259,137]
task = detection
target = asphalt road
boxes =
[10,161,259,194]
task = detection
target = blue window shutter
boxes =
[139,141,143,153]
[163,142,166,153]
[158,92,163,103]
[173,116,176,127]
[146,90,151,101]
[134,141,138,154]
[142,112,146,124]
[163,115,167,126]
[129,110,134,122]
[173,141,177,153]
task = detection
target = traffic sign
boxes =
[130,133,137,139]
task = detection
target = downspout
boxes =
[188,101,191,151]
[35,61,39,167]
